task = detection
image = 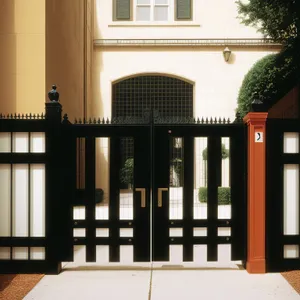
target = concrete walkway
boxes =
[25,269,299,300]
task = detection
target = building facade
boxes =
[0,0,282,223]
[3,1,300,272]
[0,0,281,120]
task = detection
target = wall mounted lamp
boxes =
[223,47,232,62]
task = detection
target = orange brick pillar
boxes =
[243,112,268,273]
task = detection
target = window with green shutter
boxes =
[115,0,131,20]
[176,0,192,20]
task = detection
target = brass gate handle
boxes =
[158,188,168,207]
[136,188,146,208]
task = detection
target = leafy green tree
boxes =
[235,0,300,116]
[236,0,300,46]
[236,0,300,70]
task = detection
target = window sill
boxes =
[108,22,200,27]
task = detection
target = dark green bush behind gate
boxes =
[198,187,231,205]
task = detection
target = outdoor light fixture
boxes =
[223,47,232,62]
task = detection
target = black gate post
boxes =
[45,86,65,274]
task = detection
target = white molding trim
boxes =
[108,23,200,27]
[94,38,282,48]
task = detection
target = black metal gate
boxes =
[0,102,247,273]
[60,114,247,264]
[267,119,300,272]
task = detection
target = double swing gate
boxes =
[60,112,247,265]
[0,102,247,273]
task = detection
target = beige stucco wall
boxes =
[92,0,281,119]
[0,0,45,114]
[92,47,279,120]
[86,0,94,118]
[46,0,86,120]
[0,0,93,118]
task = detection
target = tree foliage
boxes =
[236,0,299,46]
[236,0,300,116]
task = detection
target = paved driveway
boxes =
[25,268,299,300]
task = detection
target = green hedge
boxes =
[198,187,231,205]
[236,52,298,118]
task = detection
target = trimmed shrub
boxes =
[198,187,231,205]
[237,52,298,118]
[202,143,229,161]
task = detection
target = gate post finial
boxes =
[45,85,62,123]
[251,92,266,112]
[243,109,268,274]
[48,84,60,102]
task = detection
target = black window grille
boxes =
[112,75,193,118]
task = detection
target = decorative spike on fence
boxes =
[0,111,235,124]
[63,114,69,123]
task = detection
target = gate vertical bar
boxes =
[207,136,221,261]
[60,117,76,262]
[85,137,96,262]
[266,120,283,271]
[134,129,151,262]
[183,135,194,261]
[152,126,169,261]
[109,138,121,262]
[231,125,247,261]
[243,108,268,274]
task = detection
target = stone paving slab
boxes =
[150,270,300,300]
[24,270,151,300]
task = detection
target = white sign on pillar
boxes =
[255,132,263,143]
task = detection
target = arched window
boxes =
[112,75,193,118]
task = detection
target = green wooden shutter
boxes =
[116,0,131,20]
[176,0,192,20]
